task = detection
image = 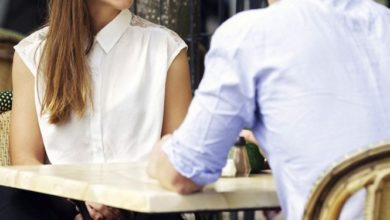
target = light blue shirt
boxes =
[162,0,390,219]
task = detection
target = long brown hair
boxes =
[39,0,94,124]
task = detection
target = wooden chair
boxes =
[0,28,21,166]
[0,28,23,92]
[0,111,11,166]
[303,142,390,220]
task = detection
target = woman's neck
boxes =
[88,1,121,33]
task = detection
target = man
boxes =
[148,0,390,219]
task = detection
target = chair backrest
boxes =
[0,28,23,92]
[365,167,390,220]
[303,142,390,220]
[0,110,11,166]
[0,90,12,113]
[0,41,13,91]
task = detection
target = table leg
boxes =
[243,211,255,220]
[229,211,238,220]
[194,212,222,220]
[71,200,91,220]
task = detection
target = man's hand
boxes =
[148,135,203,194]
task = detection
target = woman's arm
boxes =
[10,53,45,165]
[161,48,192,135]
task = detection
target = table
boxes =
[0,163,279,217]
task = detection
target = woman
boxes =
[3,0,192,219]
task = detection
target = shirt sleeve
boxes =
[165,29,188,69]
[162,13,260,186]
[13,27,47,77]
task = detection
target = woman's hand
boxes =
[74,202,124,220]
[147,135,172,179]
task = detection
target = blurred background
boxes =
[0,1,389,219]
[0,0,389,91]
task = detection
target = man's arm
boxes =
[147,135,202,194]
[148,12,260,192]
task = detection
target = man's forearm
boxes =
[148,136,202,194]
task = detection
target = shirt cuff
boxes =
[161,136,221,186]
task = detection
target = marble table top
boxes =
[0,163,279,213]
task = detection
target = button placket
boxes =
[89,45,105,163]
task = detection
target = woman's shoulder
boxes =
[14,27,48,76]
[129,15,183,44]
[16,27,48,49]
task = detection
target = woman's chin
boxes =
[115,0,134,10]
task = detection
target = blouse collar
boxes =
[95,9,132,54]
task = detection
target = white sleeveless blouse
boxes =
[14,10,187,164]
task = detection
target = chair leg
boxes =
[72,200,91,220]
[243,210,255,220]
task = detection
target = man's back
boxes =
[240,0,390,218]
[153,0,390,219]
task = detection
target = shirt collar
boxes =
[95,9,132,53]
